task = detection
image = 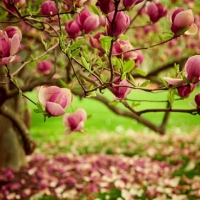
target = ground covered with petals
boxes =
[1,129,200,200]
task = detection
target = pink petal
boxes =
[46,102,65,116]
[60,88,73,108]
[174,10,194,28]
[163,77,183,85]
[10,34,20,55]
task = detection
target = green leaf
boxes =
[159,77,169,88]
[129,74,135,85]
[121,73,126,80]
[134,69,147,77]
[90,4,100,15]
[109,100,119,106]
[36,102,43,111]
[123,60,135,73]
[140,80,150,87]
[168,89,175,104]
[59,79,68,88]
[33,109,41,113]
[176,26,189,36]
[70,48,80,58]
[99,35,113,52]
[81,56,90,71]
[182,76,190,84]
[132,101,140,107]
[68,40,83,51]
[115,58,122,69]
[38,55,49,61]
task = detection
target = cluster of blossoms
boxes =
[38,86,87,133]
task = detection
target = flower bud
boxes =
[38,86,73,116]
[107,11,130,37]
[123,0,144,10]
[76,9,99,34]
[96,0,115,14]
[37,61,52,75]
[0,26,21,66]
[40,1,57,16]
[195,93,200,107]
[109,77,132,99]
[63,108,87,134]
[168,8,198,35]
[147,2,167,23]
[3,0,25,12]
[185,55,200,84]
[65,20,81,38]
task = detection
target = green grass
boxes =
[27,87,200,141]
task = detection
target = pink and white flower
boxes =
[168,8,198,35]
[107,11,130,37]
[38,86,73,116]
[0,26,21,66]
[37,60,52,75]
[109,77,132,99]
[75,9,100,34]
[63,108,87,134]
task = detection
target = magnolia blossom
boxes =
[89,32,106,51]
[107,11,130,37]
[163,77,196,98]
[75,9,100,34]
[63,108,87,134]
[38,86,73,116]
[194,93,200,108]
[37,61,52,75]
[110,77,132,99]
[112,39,143,67]
[123,0,144,9]
[185,55,200,83]
[96,0,115,14]
[3,0,25,12]
[147,2,167,23]
[40,1,58,16]
[168,8,198,35]
[0,26,22,66]
[65,20,81,38]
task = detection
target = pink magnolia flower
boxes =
[123,0,144,10]
[89,32,106,51]
[147,2,167,23]
[185,55,200,84]
[40,1,58,16]
[177,83,196,98]
[3,26,22,41]
[96,0,115,14]
[63,108,87,134]
[107,11,130,37]
[38,86,73,116]
[112,39,143,67]
[3,0,25,12]
[37,60,52,75]
[168,8,198,35]
[109,77,132,99]
[163,77,196,98]
[65,20,81,38]
[0,26,21,66]
[76,9,100,34]
[194,93,200,108]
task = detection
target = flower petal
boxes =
[46,102,65,116]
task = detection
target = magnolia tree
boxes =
[0,0,200,169]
